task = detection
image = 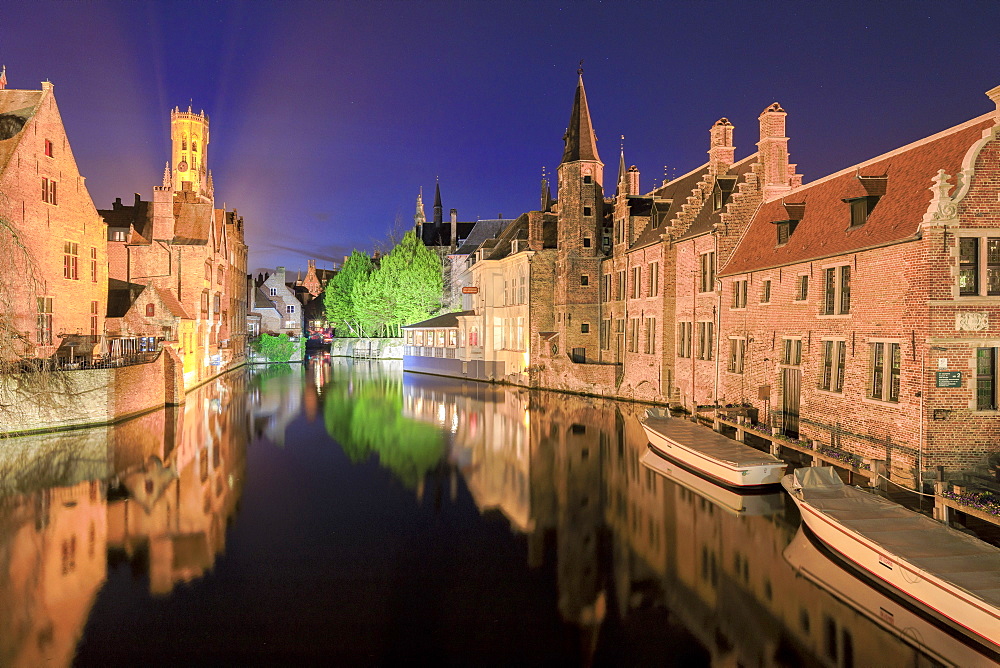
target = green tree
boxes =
[379,230,443,336]
[323,250,373,336]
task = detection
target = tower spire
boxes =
[561,70,600,164]
[0,66,6,91]
[617,135,626,195]
[433,179,443,226]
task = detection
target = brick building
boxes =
[0,75,108,363]
[100,106,248,387]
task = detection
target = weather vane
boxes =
[578,59,584,75]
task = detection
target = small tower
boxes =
[414,187,426,240]
[0,66,7,91]
[170,105,211,200]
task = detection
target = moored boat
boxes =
[783,467,1000,652]
[638,409,786,488]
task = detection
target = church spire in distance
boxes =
[433,178,443,226]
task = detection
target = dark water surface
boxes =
[1,358,996,666]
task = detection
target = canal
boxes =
[1,357,996,666]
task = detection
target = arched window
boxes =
[146,303,155,317]
[181,134,187,151]
[192,140,198,152]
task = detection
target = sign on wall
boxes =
[936,371,962,388]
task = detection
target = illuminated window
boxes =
[109,229,127,242]
[63,241,78,279]
[42,177,57,204]
[36,297,53,345]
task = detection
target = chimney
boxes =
[987,84,1000,125]
[528,211,545,251]
[276,266,286,286]
[450,208,458,251]
[627,166,639,196]
[757,103,800,200]
[708,118,735,175]
[151,185,174,240]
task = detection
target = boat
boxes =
[783,467,1000,651]
[640,448,784,517]
[784,526,1000,666]
[638,408,786,488]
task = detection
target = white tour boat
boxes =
[639,409,786,489]
[783,467,1000,652]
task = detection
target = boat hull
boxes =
[783,476,1000,651]
[641,422,785,489]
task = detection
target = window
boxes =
[192,140,198,152]
[631,267,641,299]
[699,252,716,293]
[90,247,98,282]
[796,275,809,301]
[603,274,611,301]
[200,292,209,316]
[146,303,155,317]
[600,319,611,349]
[36,297,53,345]
[761,279,771,303]
[218,266,224,284]
[782,338,802,365]
[519,274,525,303]
[449,329,458,347]
[958,237,1000,296]
[42,177,57,204]
[847,196,880,227]
[583,206,592,216]
[644,318,656,354]
[583,237,591,248]
[269,287,277,296]
[697,321,714,360]
[91,301,99,336]
[778,219,800,245]
[728,338,746,374]
[869,342,900,402]
[977,348,997,410]
[583,175,592,184]
[182,135,187,150]
[648,262,659,297]
[732,279,747,308]
[63,242,78,279]
[581,323,590,334]
[109,229,128,242]
[627,318,640,352]
[677,322,693,358]
[822,265,851,314]
[213,293,221,315]
[819,340,846,392]
[44,139,53,157]
[580,275,589,286]
[616,270,626,300]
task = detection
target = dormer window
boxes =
[773,219,799,246]
[845,196,880,228]
[712,176,737,211]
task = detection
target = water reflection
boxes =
[0,369,250,666]
[1,358,996,665]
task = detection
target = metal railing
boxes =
[0,350,162,374]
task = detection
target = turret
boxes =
[170,105,211,200]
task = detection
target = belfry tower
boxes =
[170,105,211,200]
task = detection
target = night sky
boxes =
[5,1,1000,274]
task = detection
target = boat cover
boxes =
[794,467,1000,608]
[642,416,783,467]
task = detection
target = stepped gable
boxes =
[675,154,757,242]
[721,113,995,276]
[630,163,712,249]
[0,88,42,173]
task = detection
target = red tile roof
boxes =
[721,114,995,276]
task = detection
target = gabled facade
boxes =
[0,78,107,363]
[251,267,302,337]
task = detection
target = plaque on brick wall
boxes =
[955,311,988,331]
[936,371,962,388]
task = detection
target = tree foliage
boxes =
[250,332,297,363]
[324,231,443,338]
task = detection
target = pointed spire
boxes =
[561,71,601,164]
[207,170,214,195]
[414,186,426,226]
[0,66,6,91]
[616,135,626,194]
[540,167,552,212]
[433,179,443,225]
[162,162,171,187]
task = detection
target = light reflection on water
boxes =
[0,358,994,665]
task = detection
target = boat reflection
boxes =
[0,369,251,667]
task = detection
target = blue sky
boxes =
[5,0,1000,273]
